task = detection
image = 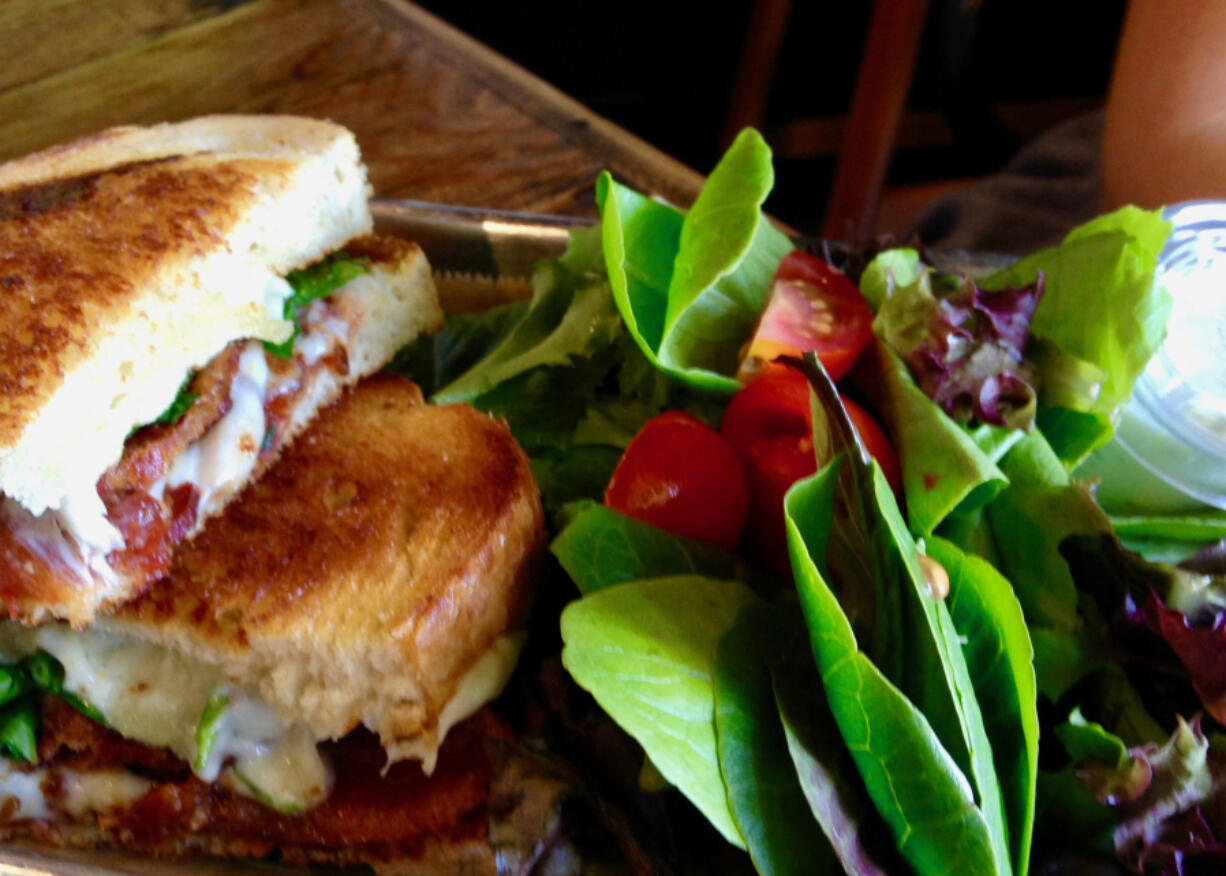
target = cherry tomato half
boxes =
[604,411,748,550]
[737,251,874,383]
[721,369,901,576]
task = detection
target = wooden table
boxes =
[0,0,706,217]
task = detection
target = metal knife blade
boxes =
[369,198,1016,308]
[371,199,593,313]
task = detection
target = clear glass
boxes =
[1083,201,1226,512]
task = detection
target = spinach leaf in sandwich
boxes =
[264,252,370,359]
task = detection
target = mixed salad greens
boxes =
[397,128,1226,874]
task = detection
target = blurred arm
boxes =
[1103,0,1226,208]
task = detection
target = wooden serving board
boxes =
[0,0,705,216]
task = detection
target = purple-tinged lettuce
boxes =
[872,261,1045,430]
[1128,588,1226,727]
[1061,711,1226,874]
[1060,534,1226,728]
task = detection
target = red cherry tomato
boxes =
[737,251,874,383]
[721,369,901,575]
[604,411,748,550]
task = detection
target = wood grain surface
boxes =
[0,0,706,216]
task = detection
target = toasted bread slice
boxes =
[0,115,370,531]
[97,374,545,768]
[0,236,443,626]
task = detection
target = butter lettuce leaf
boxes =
[928,536,1039,876]
[784,467,1003,875]
[714,602,833,876]
[984,206,1171,465]
[853,339,1007,535]
[560,576,759,848]
[987,206,1171,416]
[434,226,620,403]
[597,129,792,393]
[550,502,745,596]
[786,355,1012,874]
[985,431,1111,632]
[772,657,904,875]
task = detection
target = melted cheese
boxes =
[58,770,153,817]
[0,623,327,813]
[154,340,270,515]
[6,281,358,594]
[0,626,522,813]
[0,758,152,821]
[392,632,526,774]
[35,624,221,752]
[436,633,524,748]
[0,760,48,820]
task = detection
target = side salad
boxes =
[397,128,1226,874]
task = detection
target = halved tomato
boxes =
[721,368,900,576]
[736,251,874,383]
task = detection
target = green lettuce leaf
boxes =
[1111,510,1226,543]
[1056,707,1131,768]
[597,129,792,393]
[434,226,620,403]
[928,536,1039,876]
[265,252,369,359]
[786,354,1012,874]
[1109,510,1226,564]
[984,206,1172,464]
[984,431,1111,632]
[857,246,925,310]
[389,299,527,397]
[772,656,904,875]
[853,338,1007,535]
[714,602,832,875]
[550,502,745,596]
[784,467,1004,875]
[560,576,759,848]
[1033,405,1114,469]
[1030,626,1106,702]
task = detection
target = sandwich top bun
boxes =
[100,374,546,770]
[0,115,371,523]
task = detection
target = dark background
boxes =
[418,1,1126,234]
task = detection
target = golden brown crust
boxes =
[0,231,440,627]
[111,374,545,737]
[0,154,288,451]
